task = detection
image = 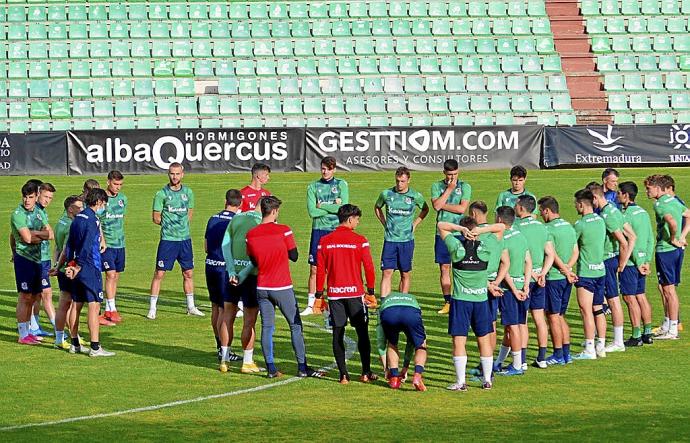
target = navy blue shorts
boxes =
[529,282,546,310]
[545,279,572,315]
[449,298,493,337]
[72,267,103,303]
[499,290,528,326]
[228,274,259,308]
[308,229,332,266]
[102,247,126,273]
[13,254,43,294]
[156,239,194,271]
[434,234,463,265]
[380,305,426,348]
[381,240,415,272]
[656,249,683,286]
[604,257,620,299]
[205,265,232,306]
[57,271,74,293]
[575,276,605,305]
[620,266,646,296]
[488,293,498,323]
[41,260,51,290]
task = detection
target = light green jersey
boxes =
[11,203,45,263]
[515,216,548,276]
[495,189,537,213]
[223,211,261,278]
[36,205,51,262]
[375,187,425,242]
[503,226,530,285]
[101,192,128,248]
[545,217,577,281]
[54,214,72,272]
[574,213,606,278]
[431,179,471,225]
[622,204,654,267]
[152,184,195,241]
[478,224,504,281]
[600,203,625,259]
[444,235,491,302]
[380,291,421,311]
[306,178,349,231]
[653,194,687,253]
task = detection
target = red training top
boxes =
[246,222,296,291]
[240,186,271,213]
[316,226,376,299]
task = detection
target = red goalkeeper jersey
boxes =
[246,222,296,290]
[316,226,375,299]
[240,186,271,213]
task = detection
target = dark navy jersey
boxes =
[204,210,235,263]
[66,207,102,271]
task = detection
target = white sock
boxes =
[663,317,670,331]
[585,339,595,354]
[49,317,55,328]
[511,351,522,371]
[55,331,65,344]
[453,355,467,385]
[596,337,605,348]
[613,326,624,345]
[496,345,510,364]
[220,346,228,362]
[480,356,493,383]
[669,320,679,335]
[30,315,40,330]
[237,300,244,312]
[18,322,29,339]
[149,296,158,312]
[307,293,315,308]
[243,348,254,364]
[105,299,115,312]
[186,294,195,310]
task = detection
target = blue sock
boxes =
[521,348,527,363]
[563,344,571,358]
[414,364,424,374]
[390,367,400,377]
[554,348,563,359]
[267,362,277,373]
[443,294,451,303]
[298,363,307,373]
[537,347,547,361]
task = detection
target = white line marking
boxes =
[0,321,353,432]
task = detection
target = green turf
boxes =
[1,169,689,441]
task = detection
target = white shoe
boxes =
[187,306,205,317]
[300,306,314,316]
[89,346,115,357]
[655,332,679,340]
[595,344,607,358]
[69,345,90,354]
[521,362,528,371]
[236,309,244,318]
[146,310,157,320]
[604,343,626,353]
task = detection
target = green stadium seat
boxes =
[92,80,112,98]
[304,97,323,114]
[456,38,475,55]
[470,96,490,112]
[558,114,577,125]
[114,100,135,118]
[659,55,678,71]
[532,94,552,112]
[641,0,660,15]
[667,17,687,34]
[508,76,528,92]
[365,97,385,114]
[629,95,649,111]
[324,97,345,114]
[404,77,424,94]
[491,95,511,112]
[474,115,494,125]
[155,98,177,116]
[634,113,654,124]
[379,57,399,74]
[29,101,49,119]
[624,74,644,91]
[452,114,472,126]
[608,94,628,111]
[446,75,466,92]
[654,113,674,124]
[51,102,71,119]
[157,118,177,129]
[527,75,548,91]
[198,96,219,116]
[650,93,670,110]
[627,18,645,34]
[672,93,690,109]
[466,75,485,92]
[553,95,572,111]
[665,73,685,90]
[512,96,531,112]
[177,97,198,116]
[591,37,611,53]
[363,77,383,93]
[441,57,461,73]
[387,97,406,114]
[134,99,155,117]
[605,74,624,91]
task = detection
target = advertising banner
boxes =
[0,132,67,176]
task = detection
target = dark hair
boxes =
[251,163,271,175]
[574,189,594,207]
[169,162,183,171]
[644,174,662,187]
[85,188,108,207]
[321,156,337,169]
[395,166,411,178]
[660,175,675,191]
[618,181,638,201]
[21,181,39,197]
[83,179,100,192]
[516,195,536,213]
[469,200,488,214]
[459,216,478,230]
[510,165,527,179]
[602,168,620,180]
[26,179,43,187]
[108,170,124,181]
[225,189,242,207]
[538,196,559,214]
[496,206,515,225]
[443,159,459,172]
[39,182,56,193]
[337,204,362,223]
[260,195,281,216]
[586,183,604,197]
[63,195,81,210]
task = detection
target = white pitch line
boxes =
[0,321,354,432]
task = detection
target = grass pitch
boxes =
[1,168,689,441]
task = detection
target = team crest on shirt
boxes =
[181,194,188,202]
[454,188,462,195]
[118,200,124,207]
[405,197,412,204]
[331,186,338,193]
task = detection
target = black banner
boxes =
[544,125,690,167]
[0,132,67,176]
[305,126,543,171]
[67,128,306,174]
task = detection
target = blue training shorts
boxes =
[604,257,620,299]
[156,239,194,271]
[449,298,493,337]
[57,271,74,294]
[434,234,463,265]
[102,247,126,273]
[529,281,546,310]
[13,254,43,294]
[228,274,259,308]
[308,229,332,266]
[620,266,646,296]
[71,266,103,303]
[381,240,415,272]
[205,265,232,306]
[545,279,572,315]
[41,260,51,290]
[380,305,426,348]
[656,249,683,286]
[499,290,528,326]
[575,276,605,305]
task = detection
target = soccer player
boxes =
[378,291,428,391]
[438,218,495,391]
[240,163,271,212]
[80,179,101,198]
[538,196,578,365]
[495,165,537,210]
[12,181,52,345]
[223,203,264,374]
[514,195,553,368]
[588,184,636,353]
[618,182,654,346]
[602,168,620,207]
[31,182,56,337]
[148,162,202,319]
[303,156,349,315]
[431,159,471,315]
[64,188,114,357]
[374,167,429,298]
[204,189,241,372]
[493,206,531,375]
[645,175,690,340]
[100,170,127,325]
[572,189,607,360]
[246,196,322,378]
[315,204,377,384]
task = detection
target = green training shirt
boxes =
[495,189,537,213]
[444,235,491,302]
[375,187,426,242]
[306,178,349,231]
[11,203,45,263]
[574,213,606,278]
[478,225,503,281]
[515,216,548,276]
[152,184,195,241]
[653,194,687,253]
[622,204,654,267]
[503,226,530,285]
[545,218,577,281]
[431,179,471,226]
[223,211,261,277]
[600,203,624,259]
[380,291,421,312]
[101,192,128,248]
[36,205,51,263]
[54,213,72,272]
